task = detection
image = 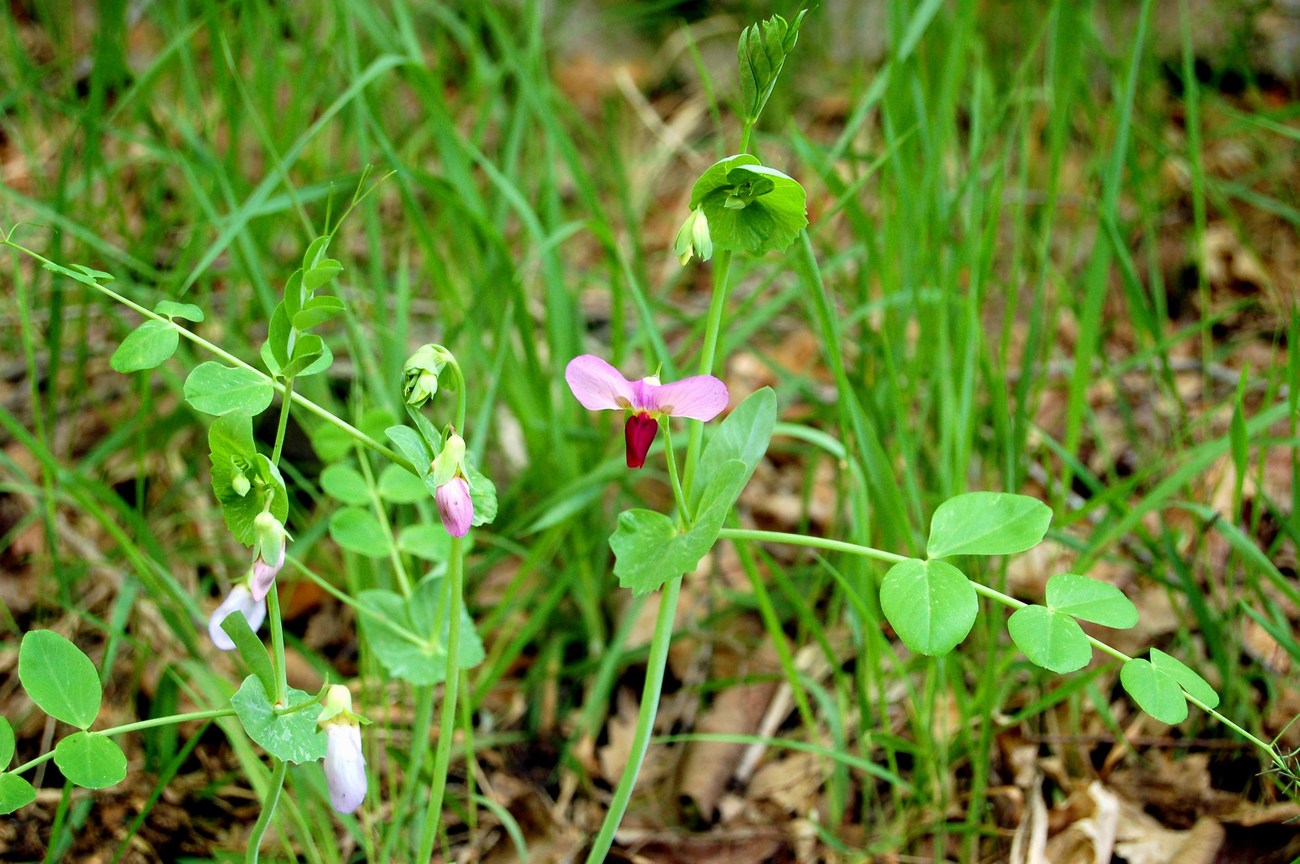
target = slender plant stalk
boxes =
[584,188,743,864]
[245,759,288,864]
[416,536,464,863]
[271,379,295,465]
[582,575,682,864]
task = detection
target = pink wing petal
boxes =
[565,355,636,411]
[645,375,729,421]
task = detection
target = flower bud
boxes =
[402,344,454,408]
[430,431,467,487]
[230,463,251,497]
[435,476,473,538]
[208,583,267,651]
[318,686,366,815]
[674,208,712,265]
[249,512,287,602]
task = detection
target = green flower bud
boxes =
[402,344,455,408]
[674,208,713,265]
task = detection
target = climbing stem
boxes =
[682,249,735,493]
[245,758,287,864]
[271,378,295,466]
[1,237,412,472]
[717,528,910,565]
[582,575,681,864]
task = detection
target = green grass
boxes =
[2,0,1298,861]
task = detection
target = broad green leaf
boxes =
[211,417,288,546]
[279,333,325,378]
[266,304,292,369]
[111,319,178,373]
[379,463,429,503]
[312,422,354,462]
[396,523,452,561]
[293,294,345,330]
[53,732,126,789]
[1007,605,1092,673]
[690,154,760,209]
[303,259,343,291]
[0,774,36,814]
[259,339,282,378]
[329,507,390,558]
[1121,658,1189,724]
[0,718,13,767]
[357,579,484,685]
[220,612,276,698]
[1046,573,1138,628]
[466,465,497,527]
[611,460,745,596]
[690,156,807,256]
[361,407,398,443]
[230,676,324,764]
[386,425,433,471]
[282,269,306,317]
[320,464,371,506]
[303,235,331,271]
[926,492,1052,558]
[18,631,101,729]
[879,559,977,656]
[185,361,274,417]
[689,387,777,515]
[154,300,203,322]
[213,454,287,543]
[609,510,681,596]
[1151,649,1219,708]
[295,340,334,378]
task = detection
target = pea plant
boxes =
[0,8,1295,863]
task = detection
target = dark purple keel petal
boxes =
[624,413,659,469]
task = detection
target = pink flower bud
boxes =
[249,512,287,602]
[208,583,266,651]
[435,476,473,538]
[323,720,366,814]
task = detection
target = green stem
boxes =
[294,559,426,644]
[1,238,413,472]
[682,249,734,496]
[267,587,289,706]
[271,378,295,465]
[661,423,688,523]
[717,527,910,564]
[416,536,464,863]
[355,451,413,597]
[739,121,755,155]
[245,758,287,864]
[379,686,436,862]
[8,708,236,775]
[582,575,681,864]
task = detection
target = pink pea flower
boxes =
[318,685,367,814]
[436,476,473,538]
[431,431,473,537]
[249,511,287,602]
[208,583,267,651]
[564,355,729,468]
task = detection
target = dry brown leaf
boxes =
[748,751,826,818]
